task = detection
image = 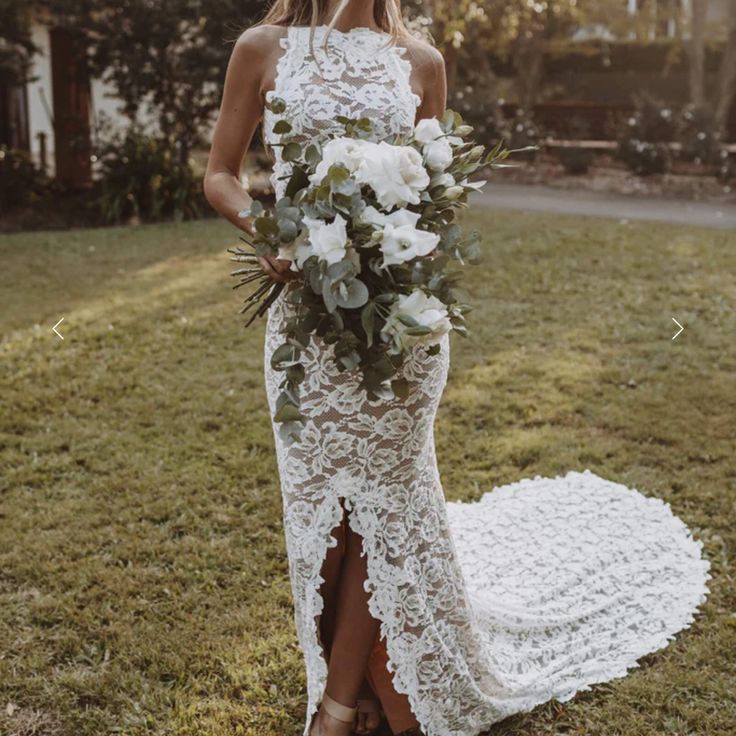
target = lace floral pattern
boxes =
[263,25,420,201]
[261,26,712,736]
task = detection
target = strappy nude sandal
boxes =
[354,698,383,735]
[309,692,358,736]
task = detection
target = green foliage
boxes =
[555,117,594,175]
[0,0,37,82]
[0,145,51,210]
[92,124,204,224]
[504,109,542,161]
[558,147,594,175]
[448,83,507,149]
[616,93,675,176]
[676,105,724,169]
[716,150,735,183]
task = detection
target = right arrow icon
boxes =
[671,317,684,341]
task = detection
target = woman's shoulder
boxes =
[233,23,289,55]
[397,32,445,77]
[227,24,290,84]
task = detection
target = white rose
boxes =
[423,137,453,171]
[309,137,372,184]
[379,223,439,267]
[358,206,438,266]
[434,172,455,188]
[359,205,420,229]
[381,290,452,349]
[303,214,349,265]
[413,117,445,144]
[355,142,430,210]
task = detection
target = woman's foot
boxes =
[354,698,383,734]
[309,693,357,736]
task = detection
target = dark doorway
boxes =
[50,26,91,187]
[0,72,30,151]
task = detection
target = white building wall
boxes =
[89,78,160,136]
[26,21,55,175]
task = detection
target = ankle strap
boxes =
[322,692,357,723]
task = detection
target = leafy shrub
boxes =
[93,125,204,224]
[447,83,541,162]
[557,117,594,175]
[558,146,594,175]
[0,145,50,210]
[616,93,675,176]
[505,108,541,161]
[677,105,723,167]
[448,84,506,149]
[716,150,735,184]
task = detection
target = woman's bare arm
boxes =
[409,40,447,122]
[203,25,292,282]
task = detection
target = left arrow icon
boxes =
[52,317,65,340]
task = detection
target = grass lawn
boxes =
[1,210,735,736]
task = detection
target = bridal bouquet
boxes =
[230,97,527,442]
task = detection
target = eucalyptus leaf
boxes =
[326,260,354,282]
[277,218,298,243]
[282,142,302,162]
[328,164,350,184]
[278,420,303,445]
[339,350,361,371]
[333,277,369,309]
[391,378,409,400]
[274,401,303,423]
[405,325,433,336]
[254,216,279,237]
[270,343,299,370]
[305,144,321,166]
[286,363,306,383]
[273,119,292,135]
[361,302,375,346]
[285,165,309,199]
[309,266,323,295]
[322,279,338,313]
[397,313,419,328]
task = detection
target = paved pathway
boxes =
[474,182,736,230]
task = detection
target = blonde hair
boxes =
[259,0,409,51]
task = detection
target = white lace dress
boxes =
[261,25,712,736]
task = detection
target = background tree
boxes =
[683,0,736,136]
[418,0,634,112]
[44,0,264,164]
[687,0,708,108]
[0,0,38,84]
[713,4,736,134]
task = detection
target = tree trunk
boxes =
[687,0,708,108]
[714,7,736,135]
[512,29,544,112]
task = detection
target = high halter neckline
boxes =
[293,24,390,38]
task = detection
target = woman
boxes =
[203,2,711,736]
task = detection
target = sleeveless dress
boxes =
[261,25,712,736]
